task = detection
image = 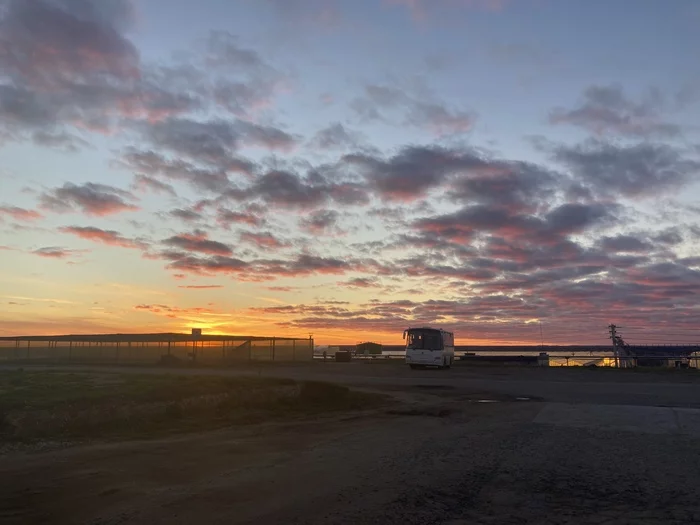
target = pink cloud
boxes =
[0,206,43,221]
[58,226,146,249]
[240,231,290,250]
[40,183,139,217]
[178,285,225,289]
[32,246,85,260]
[163,231,233,256]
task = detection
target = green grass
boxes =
[0,370,384,444]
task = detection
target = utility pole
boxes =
[609,324,618,368]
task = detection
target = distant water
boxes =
[376,349,612,366]
[315,348,700,367]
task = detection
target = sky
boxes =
[1,0,700,346]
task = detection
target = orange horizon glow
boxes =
[0,322,577,347]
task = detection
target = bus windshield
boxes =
[406,330,443,350]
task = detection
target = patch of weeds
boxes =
[0,372,383,444]
[164,402,184,420]
[299,381,349,403]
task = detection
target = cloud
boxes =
[299,210,342,235]
[224,169,369,209]
[351,84,474,136]
[257,253,700,341]
[117,148,243,193]
[141,116,297,161]
[234,120,298,152]
[125,117,296,194]
[32,246,83,259]
[0,5,285,152]
[553,140,700,199]
[310,123,363,150]
[266,286,300,292]
[177,285,224,290]
[599,235,655,253]
[32,130,91,152]
[652,228,684,246]
[239,231,290,250]
[406,102,474,135]
[340,277,382,288]
[131,174,177,197]
[0,206,43,221]
[39,182,139,216]
[0,0,138,81]
[203,30,288,118]
[154,250,374,282]
[138,118,242,166]
[0,0,144,142]
[343,145,483,202]
[550,85,681,138]
[133,303,228,319]
[217,208,265,228]
[58,226,146,249]
[447,160,562,213]
[205,30,266,70]
[163,230,233,256]
[413,202,616,247]
[163,254,250,277]
[168,208,203,223]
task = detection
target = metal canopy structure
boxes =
[0,333,302,343]
[0,332,314,364]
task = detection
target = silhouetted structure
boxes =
[356,342,382,355]
[0,332,314,364]
[609,324,699,368]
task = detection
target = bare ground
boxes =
[2,364,700,524]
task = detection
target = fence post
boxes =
[272,338,276,361]
[293,339,296,361]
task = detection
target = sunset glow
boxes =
[1,0,700,346]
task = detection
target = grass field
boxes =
[0,370,384,444]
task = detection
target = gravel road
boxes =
[2,363,700,524]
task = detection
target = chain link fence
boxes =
[0,335,314,365]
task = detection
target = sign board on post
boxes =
[192,328,202,338]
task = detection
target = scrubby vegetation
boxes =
[0,370,384,444]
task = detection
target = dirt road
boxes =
[2,364,700,524]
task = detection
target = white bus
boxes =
[403,327,455,369]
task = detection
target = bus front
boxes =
[404,327,446,369]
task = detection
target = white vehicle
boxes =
[403,327,455,369]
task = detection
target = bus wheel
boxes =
[409,364,418,370]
